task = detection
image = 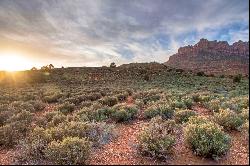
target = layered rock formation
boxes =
[165,39,249,76]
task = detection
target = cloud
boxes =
[0,0,248,69]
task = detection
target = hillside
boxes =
[165,39,249,76]
[0,65,249,165]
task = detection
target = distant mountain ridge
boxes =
[165,39,249,76]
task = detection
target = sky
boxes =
[0,0,249,69]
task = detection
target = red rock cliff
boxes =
[165,39,249,76]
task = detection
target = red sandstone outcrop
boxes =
[165,39,249,76]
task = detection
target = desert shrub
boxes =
[0,124,21,146]
[6,110,33,127]
[220,97,249,113]
[184,118,231,159]
[197,71,205,76]
[35,116,48,128]
[144,104,174,119]
[116,93,129,102]
[57,102,75,114]
[192,94,202,103]
[47,113,67,127]
[174,109,196,124]
[90,107,115,121]
[176,69,184,73]
[87,122,116,146]
[45,137,91,165]
[143,95,161,105]
[233,74,242,83]
[204,99,221,112]
[79,106,114,122]
[1,110,33,146]
[240,108,249,121]
[111,104,138,122]
[29,100,46,112]
[18,127,52,161]
[214,109,244,131]
[46,121,114,146]
[75,108,92,122]
[91,102,103,110]
[80,101,92,107]
[182,97,194,109]
[144,105,161,119]
[46,121,90,142]
[86,93,102,101]
[134,99,144,108]
[241,121,249,133]
[10,101,35,112]
[138,116,176,158]
[44,111,62,122]
[241,121,249,141]
[43,92,63,103]
[170,100,187,109]
[0,106,15,125]
[99,96,118,107]
[187,116,209,125]
[64,97,82,105]
[192,94,212,104]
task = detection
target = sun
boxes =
[0,52,32,71]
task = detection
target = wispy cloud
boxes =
[0,0,248,68]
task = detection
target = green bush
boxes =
[204,99,221,112]
[47,113,67,127]
[6,110,33,130]
[10,101,35,112]
[187,116,209,125]
[183,98,194,109]
[214,109,244,131]
[134,99,144,109]
[233,74,242,83]
[143,95,161,105]
[144,104,174,119]
[138,116,176,158]
[99,96,118,107]
[0,111,33,146]
[17,127,52,161]
[240,108,249,121]
[0,124,21,146]
[91,107,115,121]
[29,100,46,112]
[111,104,138,122]
[184,117,231,159]
[46,121,114,146]
[86,93,102,101]
[170,100,187,109]
[116,93,129,102]
[45,137,91,165]
[197,71,205,76]
[44,92,63,103]
[174,109,196,124]
[57,102,75,114]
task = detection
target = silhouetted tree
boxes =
[48,64,54,69]
[41,65,50,71]
[31,67,37,71]
[110,62,116,68]
[233,74,242,83]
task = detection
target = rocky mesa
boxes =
[165,38,249,76]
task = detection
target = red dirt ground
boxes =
[1,105,249,165]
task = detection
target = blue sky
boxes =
[0,0,249,68]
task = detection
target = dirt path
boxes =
[88,120,142,165]
[88,120,163,165]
